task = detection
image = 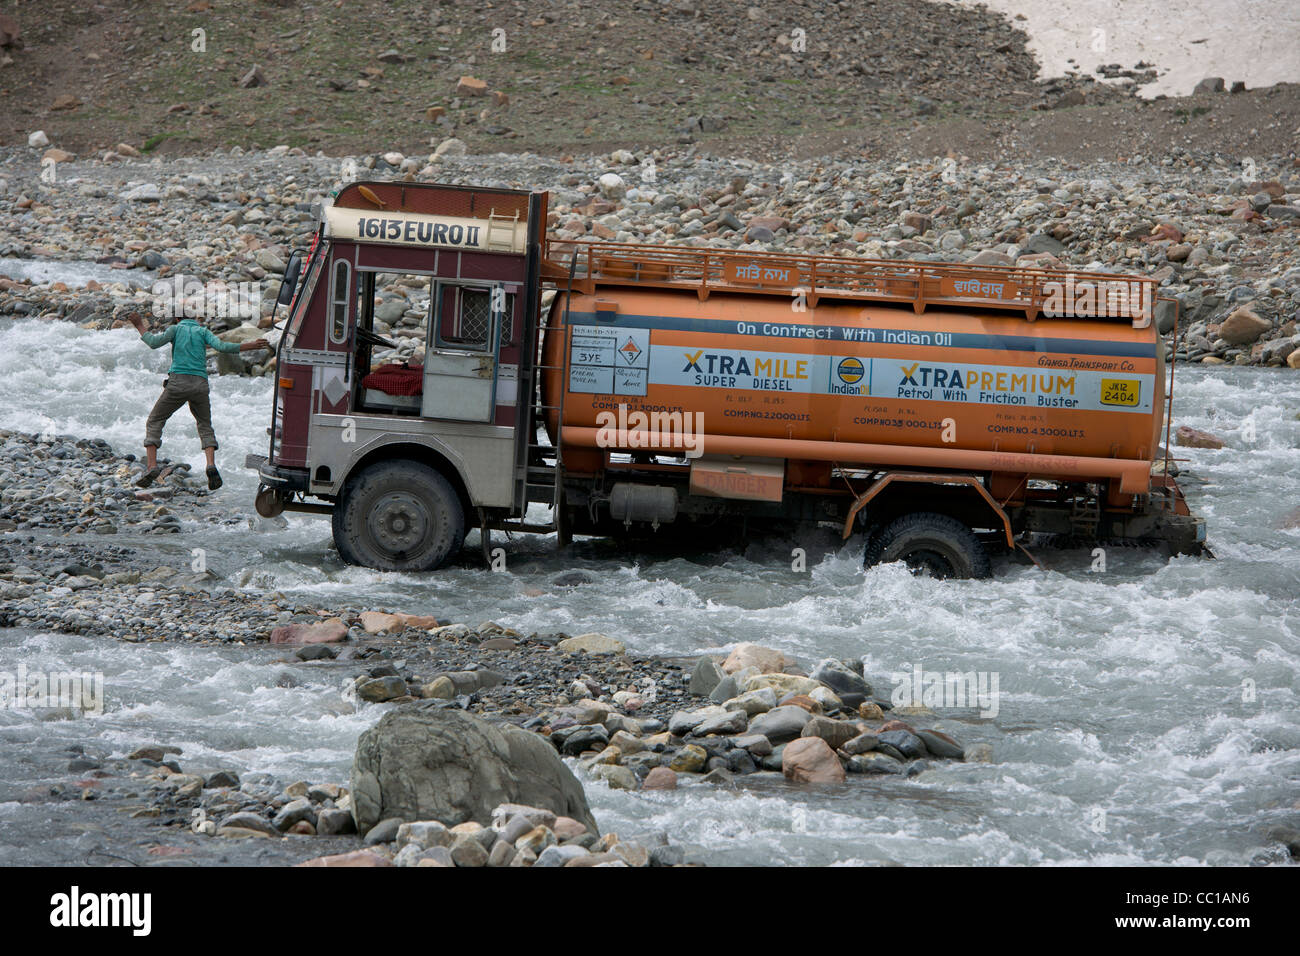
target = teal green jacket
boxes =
[141,319,241,378]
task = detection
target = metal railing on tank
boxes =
[543,238,1158,324]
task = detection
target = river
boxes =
[1,315,1297,865]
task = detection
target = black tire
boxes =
[863,512,991,579]
[332,460,464,572]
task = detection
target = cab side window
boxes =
[434,285,513,351]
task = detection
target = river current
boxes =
[1,315,1296,865]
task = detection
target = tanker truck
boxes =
[246,180,1206,578]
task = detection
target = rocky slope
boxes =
[1,0,1296,162]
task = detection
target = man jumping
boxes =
[127,311,269,490]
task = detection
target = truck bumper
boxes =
[245,453,310,493]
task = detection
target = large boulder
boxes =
[350,705,597,837]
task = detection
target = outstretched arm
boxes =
[201,326,269,354]
[128,312,174,348]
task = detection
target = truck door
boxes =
[422,282,502,422]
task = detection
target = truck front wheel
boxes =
[863,512,991,580]
[332,460,464,572]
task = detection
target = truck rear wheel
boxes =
[863,512,991,579]
[332,460,464,572]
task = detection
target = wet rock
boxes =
[694,708,748,736]
[552,570,596,587]
[590,764,637,790]
[356,675,408,702]
[450,832,490,867]
[730,733,773,756]
[723,686,778,716]
[1175,425,1225,449]
[641,766,678,790]
[296,849,392,867]
[350,706,597,835]
[217,811,279,837]
[273,798,317,832]
[747,705,812,743]
[362,817,403,845]
[702,767,737,787]
[556,633,625,655]
[878,729,928,759]
[688,656,724,696]
[782,737,846,783]
[721,642,785,674]
[316,808,356,835]
[845,752,905,774]
[809,658,872,700]
[269,617,347,644]
[552,723,608,755]
[668,706,727,736]
[840,733,879,756]
[800,715,859,751]
[964,743,994,763]
[668,744,707,773]
[916,729,965,759]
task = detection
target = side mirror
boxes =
[277,252,304,307]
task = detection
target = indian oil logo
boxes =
[837,357,865,384]
[831,356,867,395]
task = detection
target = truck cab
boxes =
[249,181,550,569]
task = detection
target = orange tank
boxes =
[542,286,1164,495]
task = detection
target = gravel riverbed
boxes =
[1,143,1298,372]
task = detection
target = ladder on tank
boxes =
[510,249,578,542]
